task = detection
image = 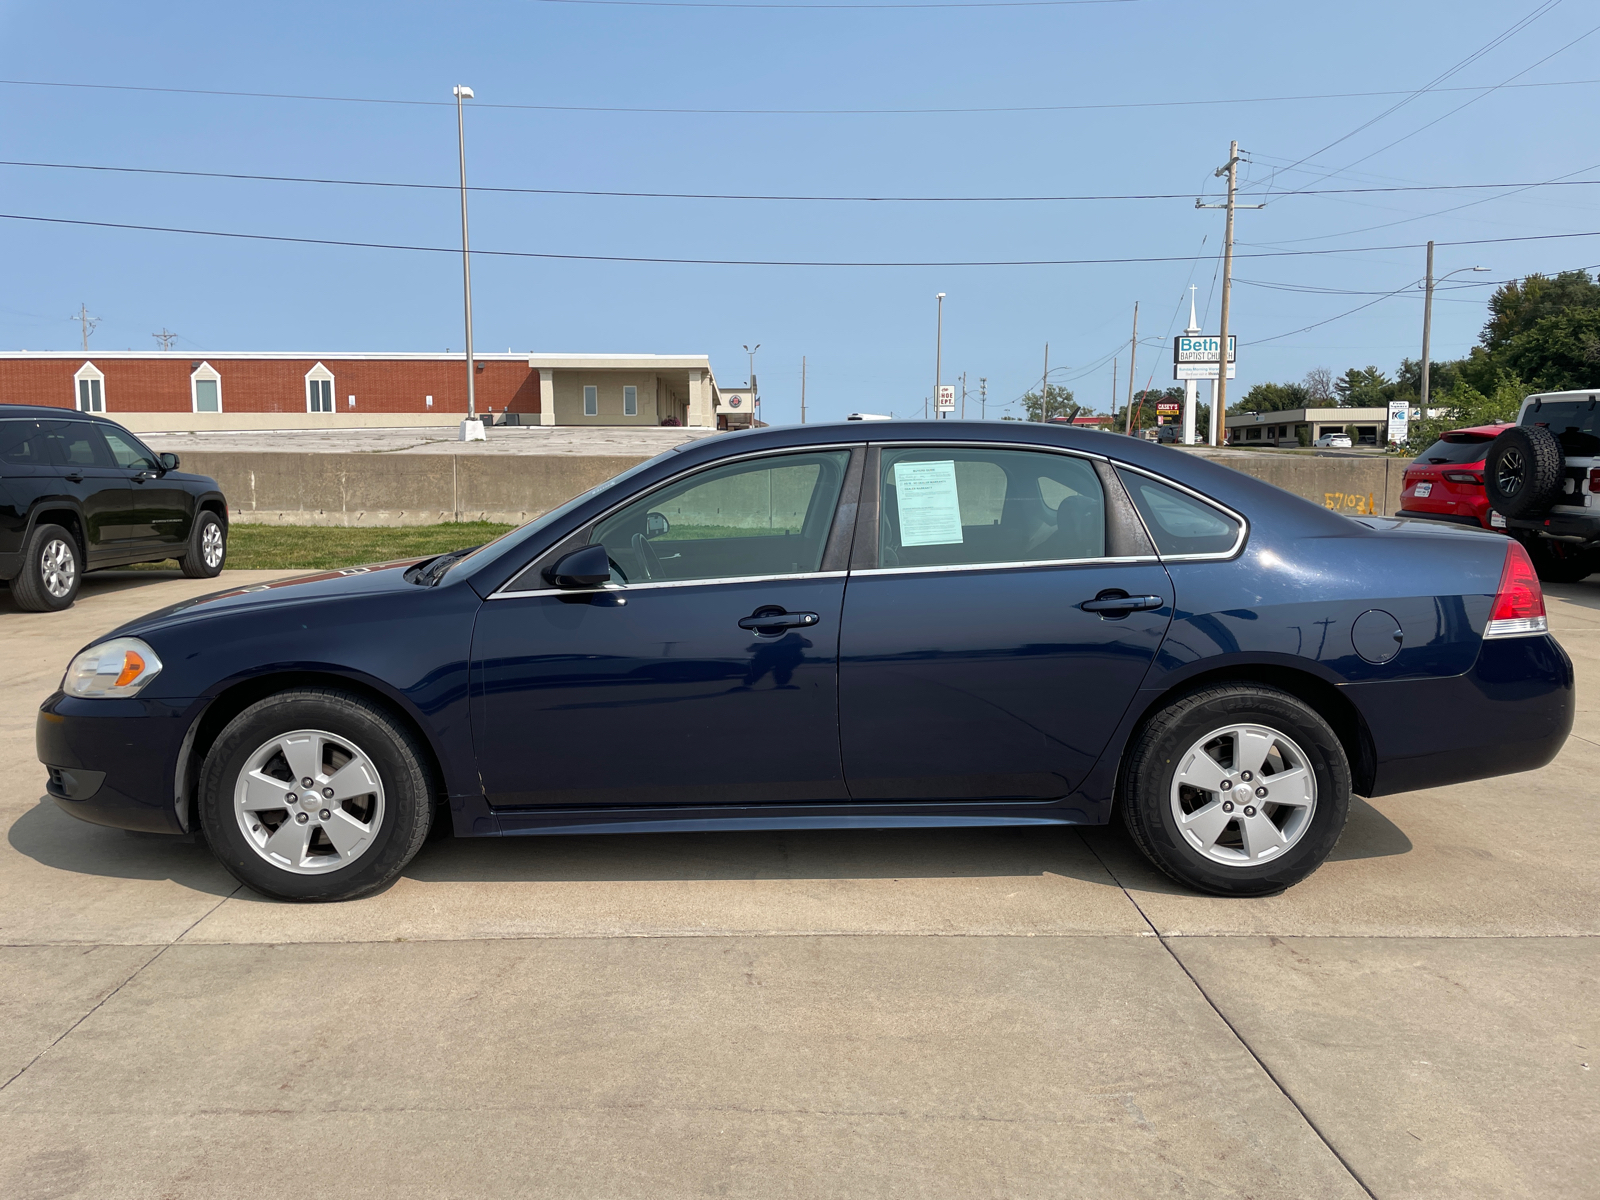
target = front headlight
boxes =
[62,637,164,698]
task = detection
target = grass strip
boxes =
[118,522,516,571]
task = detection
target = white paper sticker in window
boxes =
[894,460,964,546]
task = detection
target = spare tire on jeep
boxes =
[1485,424,1564,518]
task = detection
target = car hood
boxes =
[105,557,431,639]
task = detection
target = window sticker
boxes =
[894,460,964,546]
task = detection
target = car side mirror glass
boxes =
[544,544,612,589]
[645,511,669,538]
[158,452,180,471]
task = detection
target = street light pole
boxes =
[934,293,945,420]
[1420,244,1490,410]
[453,85,479,437]
[743,344,760,426]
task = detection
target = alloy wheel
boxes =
[1169,723,1318,866]
[233,729,386,875]
[1496,447,1526,498]
[40,538,76,598]
[202,521,225,569]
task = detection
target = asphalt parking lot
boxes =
[1,569,1595,1198]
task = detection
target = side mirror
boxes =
[544,544,612,589]
[158,452,180,472]
[645,511,670,538]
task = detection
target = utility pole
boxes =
[1196,140,1265,445]
[979,376,987,420]
[800,355,806,424]
[1124,303,1139,435]
[1420,247,1488,412]
[1041,344,1049,422]
[452,84,480,438]
[74,304,99,351]
[152,328,177,351]
[744,344,760,426]
[1111,357,1117,422]
[960,371,967,420]
[934,293,945,420]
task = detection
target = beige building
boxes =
[1225,406,1393,448]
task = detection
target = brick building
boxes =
[0,351,743,432]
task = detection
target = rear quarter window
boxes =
[0,419,52,466]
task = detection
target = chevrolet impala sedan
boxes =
[38,422,1572,901]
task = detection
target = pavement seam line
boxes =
[0,884,243,1094]
[1078,832,1380,1200]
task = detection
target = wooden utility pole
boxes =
[1111,357,1117,421]
[1124,303,1139,435]
[1041,344,1049,421]
[800,355,807,424]
[1420,241,1435,411]
[1196,140,1264,445]
[960,371,967,419]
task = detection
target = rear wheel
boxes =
[12,523,81,612]
[179,510,226,578]
[198,689,434,901]
[1526,536,1596,583]
[1120,684,1351,896]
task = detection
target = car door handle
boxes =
[738,609,820,631]
[63,472,83,483]
[1080,593,1165,614]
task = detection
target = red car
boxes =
[1398,424,1511,531]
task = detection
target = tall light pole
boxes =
[1420,241,1489,410]
[743,343,759,425]
[453,84,480,438]
[933,293,946,420]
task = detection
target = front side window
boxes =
[591,450,850,584]
[101,427,158,471]
[877,447,1105,569]
[1118,471,1242,557]
[623,385,638,417]
[584,385,598,417]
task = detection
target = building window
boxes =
[623,385,637,417]
[191,361,222,412]
[74,362,105,412]
[584,385,598,416]
[305,363,335,412]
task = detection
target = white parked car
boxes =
[1314,432,1353,448]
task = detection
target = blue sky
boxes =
[2,0,1597,422]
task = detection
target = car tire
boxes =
[1119,684,1352,897]
[1526,537,1595,584]
[1485,425,1564,518]
[198,688,435,902]
[179,510,227,578]
[12,523,81,612]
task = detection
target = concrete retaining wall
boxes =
[180,447,1415,528]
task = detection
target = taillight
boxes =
[1589,467,1600,494]
[1442,471,1483,484]
[1484,541,1548,639]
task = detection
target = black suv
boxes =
[0,405,228,611]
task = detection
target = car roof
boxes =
[0,403,94,420]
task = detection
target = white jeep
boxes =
[1485,389,1600,582]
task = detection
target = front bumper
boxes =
[1348,634,1574,798]
[36,693,195,834]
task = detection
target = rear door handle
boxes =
[63,472,83,483]
[1080,593,1164,614]
[738,609,820,631]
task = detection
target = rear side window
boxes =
[878,447,1105,568]
[1118,471,1242,558]
[39,420,113,468]
[1523,399,1600,457]
[0,419,51,466]
[1413,437,1492,466]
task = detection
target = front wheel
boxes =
[1120,684,1351,896]
[179,510,227,578]
[198,689,434,901]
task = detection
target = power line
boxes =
[2,75,1598,117]
[7,209,1600,267]
[9,158,1600,205]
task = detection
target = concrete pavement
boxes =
[0,569,1594,1197]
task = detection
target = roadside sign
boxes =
[1156,400,1180,425]
[1387,400,1409,445]
[1174,334,1237,381]
[936,384,956,412]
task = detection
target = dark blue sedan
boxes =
[37,422,1572,901]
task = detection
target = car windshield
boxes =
[1413,437,1492,466]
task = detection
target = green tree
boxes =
[1501,307,1600,393]
[1016,383,1079,423]
[1334,366,1390,407]
[1482,270,1600,354]
[1232,380,1309,416]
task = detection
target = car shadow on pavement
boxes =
[8,796,236,895]
[1543,579,1600,613]
[8,791,1410,895]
